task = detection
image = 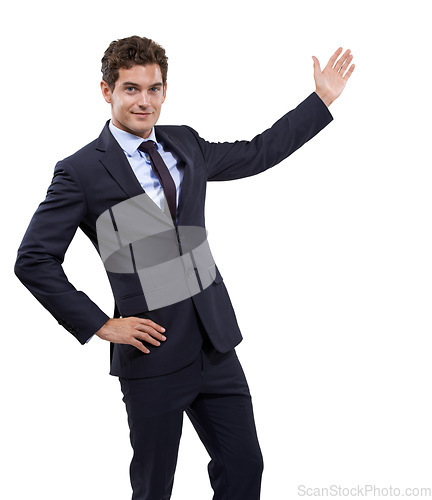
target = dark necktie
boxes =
[138,140,177,222]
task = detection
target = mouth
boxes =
[132,111,152,117]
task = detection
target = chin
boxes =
[123,122,148,136]
[132,119,153,130]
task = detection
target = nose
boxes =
[137,91,150,107]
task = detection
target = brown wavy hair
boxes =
[101,36,168,90]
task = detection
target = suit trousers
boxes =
[119,332,263,500]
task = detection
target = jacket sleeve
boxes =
[14,160,110,344]
[187,92,333,181]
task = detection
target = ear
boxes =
[162,82,167,103]
[100,80,112,104]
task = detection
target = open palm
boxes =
[312,47,355,107]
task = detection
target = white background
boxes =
[2,0,432,498]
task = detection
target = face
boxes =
[101,64,167,139]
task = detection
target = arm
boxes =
[188,47,354,182]
[192,92,333,182]
[15,161,167,352]
[14,160,110,344]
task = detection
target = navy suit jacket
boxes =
[15,92,333,378]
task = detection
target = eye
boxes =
[125,87,137,93]
[150,87,160,92]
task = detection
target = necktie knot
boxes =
[138,140,157,154]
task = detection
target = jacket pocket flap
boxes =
[118,292,149,317]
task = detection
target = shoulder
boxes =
[156,124,201,141]
[155,124,206,156]
[55,122,110,176]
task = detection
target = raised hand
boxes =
[312,47,355,107]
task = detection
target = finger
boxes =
[343,63,355,80]
[339,54,353,74]
[136,331,162,347]
[334,49,351,72]
[326,47,343,69]
[130,338,150,354]
[136,317,166,333]
[312,56,321,76]
[135,323,167,341]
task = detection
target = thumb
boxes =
[312,55,321,76]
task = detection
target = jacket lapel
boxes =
[95,122,195,225]
[96,122,144,199]
[96,122,171,225]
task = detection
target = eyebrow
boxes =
[122,81,163,88]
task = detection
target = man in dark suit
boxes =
[15,36,354,499]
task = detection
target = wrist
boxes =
[315,90,334,108]
[95,319,112,338]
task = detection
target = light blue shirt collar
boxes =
[108,120,158,157]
